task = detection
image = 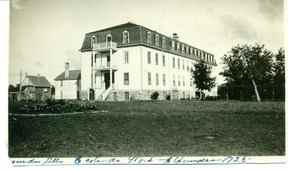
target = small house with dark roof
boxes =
[54,62,81,99]
[21,74,52,101]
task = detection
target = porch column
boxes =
[109,40,112,88]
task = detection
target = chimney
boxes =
[172,33,179,40]
[65,62,70,79]
[37,73,41,77]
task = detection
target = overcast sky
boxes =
[9,0,284,85]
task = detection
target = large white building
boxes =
[79,22,216,101]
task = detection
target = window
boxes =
[177,42,180,51]
[162,37,166,49]
[173,75,176,87]
[122,30,130,44]
[162,74,166,86]
[177,58,180,69]
[156,73,159,85]
[155,34,160,46]
[106,34,112,45]
[162,55,165,66]
[178,76,181,86]
[201,51,203,59]
[171,40,175,50]
[60,81,63,87]
[155,53,159,65]
[191,62,193,71]
[182,59,185,70]
[124,91,129,101]
[148,72,152,85]
[172,57,175,68]
[147,31,152,44]
[147,51,151,64]
[124,51,129,64]
[124,72,129,85]
[94,54,97,65]
[183,76,185,86]
[91,54,93,67]
[91,36,97,48]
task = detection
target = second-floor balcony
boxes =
[94,62,118,71]
[92,42,118,52]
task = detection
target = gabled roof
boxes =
[26,75,51,88]
[54,70,81,81]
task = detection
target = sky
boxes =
[9,0,284,85]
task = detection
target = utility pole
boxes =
[18,70,23,101]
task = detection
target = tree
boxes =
[221,44,273,102]
[192,60,215,100]
[273,48,285,99]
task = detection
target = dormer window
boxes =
[122,30,130,44]
[155,34,160,46]
[106,34,112,47]
[91,36,97,49]
[177,42,180,51]
[147,31,152,44]
[162,37,166,49]
[171,40,175,50]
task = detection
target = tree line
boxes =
[192,43,284,101]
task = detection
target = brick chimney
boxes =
[64,62,70,79]
[172,33,179,40]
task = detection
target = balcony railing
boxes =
[94,64,118,71]
[92,42,117,52]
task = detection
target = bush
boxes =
[205,96,218,101]
[150,91,159,100]
[9,100,99,114]
[166,94,171,101]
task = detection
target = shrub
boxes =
[205,96,218,101]
[166,94,171,101]
[9,100,99,114]
[150,91,159,100]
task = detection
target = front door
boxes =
[104,71,115,89]
[104,72,110,89]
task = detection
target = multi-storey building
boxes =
[79,22,216,101]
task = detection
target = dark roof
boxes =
[80,22,217,66]
[54,70,81,81]
[86,22,139,35]
[26,75,51,87]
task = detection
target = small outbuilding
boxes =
[54,62,81,99]
[21,74,52,101]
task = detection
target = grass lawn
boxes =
[9,101,285,157]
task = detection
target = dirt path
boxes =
[9,110,108,117]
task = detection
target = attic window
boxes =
[147,31,152,44]
[162,37,166,49]
[171,40,175,50]
[106,34,112,46]
[122,30,130,44]
[155,34,160,46]
[91,36,97,48]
